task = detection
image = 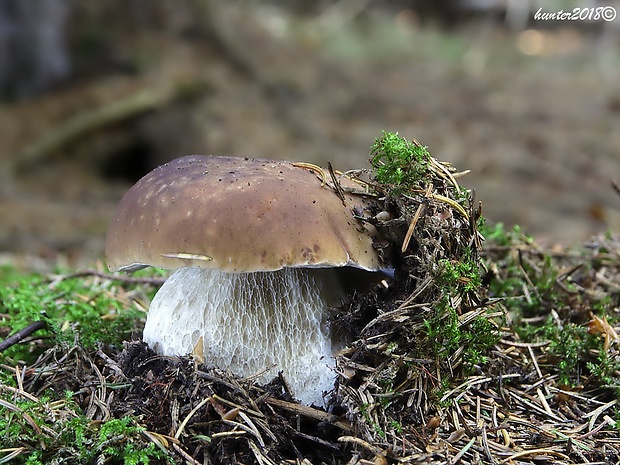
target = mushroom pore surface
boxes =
[143,266,344,406]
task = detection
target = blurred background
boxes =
[0,0,619,269]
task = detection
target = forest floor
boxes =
[2,131,619,464]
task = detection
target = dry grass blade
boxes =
[427,192,469,220]
[337,436,384,456]
[172,443,202,465]
[0,399,43,439]
[0,382,40,402]
[237,410,266,447]
[328,161,347,204]
[264,397,352,432]
[57,269,166,285]
[583,399,618,431]
[439,374,520,403]
[450,436,476,464]
[141,430,176,450]
[401,184,431,253]
[222,419,265,447]
[292,161,327,186]
[248,439,277,465]
[211,430,247,440]
[500,448,572,463]
[174,396,212,439]
[0,448,27,464]
[575,415,616,440]
[211,393,264,418]
[428,156,461,193]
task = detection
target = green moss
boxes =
[482,222,620,395]
[0,266,151,365]
[422,298,499,373]
[480,222,533,247]
[0,393,168,464]
[421,244,498,372]
[367,132,500,381]
[370,131,431,191]
[98,417,166,465]
[0,267,170,462]
[587,351,620,396]
[436,251,482,293]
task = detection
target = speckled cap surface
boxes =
[106,155,382,273]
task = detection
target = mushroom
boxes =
[106,155,384,405]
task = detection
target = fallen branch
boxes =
[264,397,352,432]
[0,321,47,352]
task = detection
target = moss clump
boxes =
[0,266,168,464]
[436,250,482,294]
[370,130,431,191]
[482,223,620,396]
[335,131,499,445]
[0,391,169,464]
[0,267,152,365]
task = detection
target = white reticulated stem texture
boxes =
[143,266,344,406]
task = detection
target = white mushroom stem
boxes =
[143,266,344,406]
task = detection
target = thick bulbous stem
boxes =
[143,266,343,406]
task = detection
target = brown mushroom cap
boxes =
[106,155,383,273]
